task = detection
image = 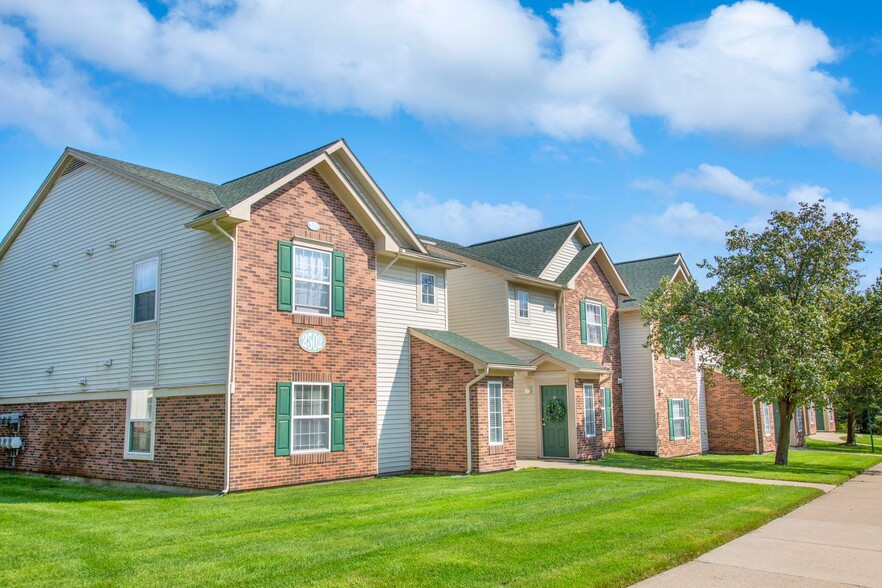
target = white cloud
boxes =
[636,202,730,243]
[630,177,674,196]
[400,192,543,244]
[0,22,119,147]
[1,0,882,167]
[674,163,772,206]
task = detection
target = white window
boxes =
[294,246,331,316]
[585,301,603,345]
[419,272,436,308]
[517,290,529,320]
[292,383,331,453]
[763,403,772,436]
[125,389,155,459]
[133,258,158,323]
[584,384,596,437]
[810,403,815,425]
[488,381,503,445]
[795,407,803,433]
[671,399,687,440]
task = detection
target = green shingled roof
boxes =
[615,254,683,309]
[71,141,340,211]
[425,221,585,280]
[410,329,531,367]
[512,338,610,372]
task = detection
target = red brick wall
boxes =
[574,378,616,459]
[563,257,624,449]
[0,395,224,490]
[230,170,377,491]
[410,337,516,474]
[704,373,775,454]
[653,352,702,457]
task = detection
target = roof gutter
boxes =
[465,366,490,475]
[212,219,237,495]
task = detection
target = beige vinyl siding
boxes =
[376,260,447,473]
[539,235,582,281]
[619,311,657,452]
[508,285,558,348]
[514,371,538,458]
[0,163,231,400]
[446,265,510,352]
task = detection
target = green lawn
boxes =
[0,469,818,588]
[588,450,881,484]
[839,433,880,447]
[806,438,879,454]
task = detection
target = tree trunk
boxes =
[846,411,856,445]
[775,397,794,466]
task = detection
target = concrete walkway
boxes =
[516,459,836,493]
[633,462,882,587]
[812,431,847,443]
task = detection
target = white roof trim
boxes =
[564,243,631,296]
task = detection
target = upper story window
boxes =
[517,290,529,321]
[585,301,603,345]
[294,246,331,316]
[133,258,158,323]
[419,272,436,308]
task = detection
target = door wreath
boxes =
[543,398,567,422]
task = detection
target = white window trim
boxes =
[763,403,772,436]
[488,381,504,446]
[796,408,804,433]
[584,300,603,347]
[810,402,815,425]
[417,271,437,311]
[583,383,596,438]
[132,256,160,325]
[292,246,332,317]
[124,388,156,460]
[290,381,332,454]
[515,289,530,323]
[671,398,687,440]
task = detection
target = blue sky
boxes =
[1,0,881,287]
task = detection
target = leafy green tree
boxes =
[643,201,865,465]
[834,277,882,444]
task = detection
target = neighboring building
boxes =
[0,140,527,491]
[703,372,776,454]
[424,223,631,461]
[815,404,837,432]
[614,255,703,458]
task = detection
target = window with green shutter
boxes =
[670,398,687,439]
[277,241,293,312]
[275,382,292,456]
[331,382,345,451]
[603,387,613,431]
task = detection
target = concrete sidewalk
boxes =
[516,459,835,493]
[633,462,882,587]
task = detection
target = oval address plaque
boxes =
[298,329,326,353]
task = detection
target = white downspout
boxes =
[751,398,761,455]
[212,220,237,495]
[465,365,490,475]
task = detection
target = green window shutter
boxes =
[685,400,692,439]
[277,241,293,312]
[601,304,609,347]
[579,300,587,344]
[332,251,346,317]
[275,382,292,456]
[603,388,612,431]
[668,399,675,440]
[331,382,345,451]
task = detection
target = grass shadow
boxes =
[0,471,191,504]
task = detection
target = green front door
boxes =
[541,386,569,458]
[816,408,826,431]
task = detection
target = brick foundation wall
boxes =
[563,258,624,449]
[229,170,377,491]
[704,373,774,454]
[410,337,516,474]
[574,378,616,459]
[654,352,703,457]
[0,395,224,490]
